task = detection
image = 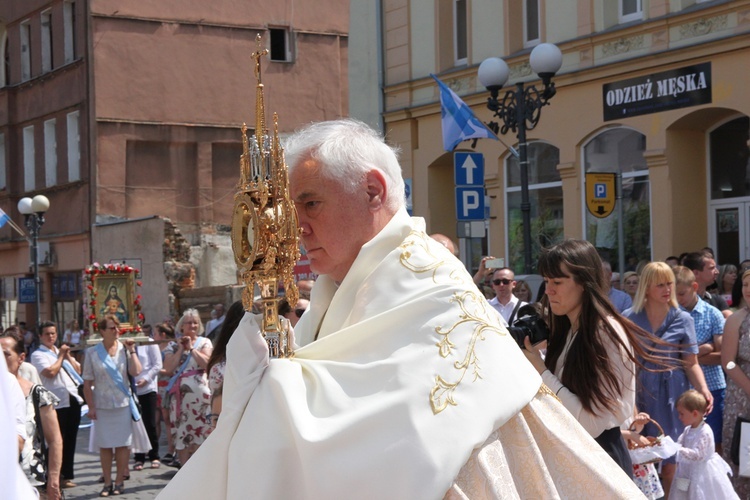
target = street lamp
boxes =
[478,43,562,275]
[18,194,50,334]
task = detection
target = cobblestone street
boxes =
[62,416,176,499]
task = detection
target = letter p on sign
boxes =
[455,187,485,221]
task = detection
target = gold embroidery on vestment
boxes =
[397,230,507,415]
[536,383,561,403]
[399,230,466,284]
[430,291,506,414]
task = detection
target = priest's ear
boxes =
[365,169,388,212]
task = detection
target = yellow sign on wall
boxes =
[585,173,617,218]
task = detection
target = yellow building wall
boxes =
[384,3,750,262]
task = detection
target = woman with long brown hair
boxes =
[523,239,669,476]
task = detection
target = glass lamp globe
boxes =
[17,197,33,215]
[478,57,510,91]
[31,195,50,213]
[529,43,562,77]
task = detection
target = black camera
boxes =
[507,304,550,348]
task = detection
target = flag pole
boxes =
[484,128,519,159]
[6,217,28,240]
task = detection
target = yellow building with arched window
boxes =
[382,0,750,275]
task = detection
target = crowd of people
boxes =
[474,245,750,498]
[2,286,312,498]
[5,117,750,498]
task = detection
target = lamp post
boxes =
[18,195,50,334]
[478,43,562,275]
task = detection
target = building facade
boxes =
[382,0,750,276]
[0,0,349,330]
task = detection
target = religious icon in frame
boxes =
[96,275,134,326]
[84,263,146,344]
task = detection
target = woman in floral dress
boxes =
[163,309,212,467]
[722,269,750,497]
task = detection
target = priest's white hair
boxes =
[284,119,406,212]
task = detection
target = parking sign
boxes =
[456,187,485,221]
[585,173,616,218]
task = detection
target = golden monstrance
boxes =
[230,34,300,358]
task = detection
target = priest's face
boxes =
[290,158,374,282]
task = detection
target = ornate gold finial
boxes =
[251,34,268,84]
[230,35,300,359]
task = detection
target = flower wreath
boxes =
[83,263,144,334]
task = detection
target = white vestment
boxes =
[159,209,644,499]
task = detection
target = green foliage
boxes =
[508,206,564,274]
[587,200,651,271]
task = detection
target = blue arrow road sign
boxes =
[456,187,485,221]
[454,152,484,186]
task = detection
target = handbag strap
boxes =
[508,300,523,325]
[166,337,205,392]
[38,345,83,386]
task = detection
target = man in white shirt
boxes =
[602,261,632,313]
[29,322,83,489]
[205,304,226,341]
[133,329,163,469]
[488,267,527,324]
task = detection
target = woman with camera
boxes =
[163,309,213,468]
[522,239,665,476]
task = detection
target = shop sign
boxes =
[603,62,711,121]
[18,278,36,304]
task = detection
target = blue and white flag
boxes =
[0,208,9,228]
[431,74,498,152]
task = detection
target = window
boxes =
[269,28,292,62]
[67,111,80,181]
[454,0,467,65]
[44,119,57,186]
[23,125,35,191]
[709,116,750,199]
[0,133,6,190]
[583,128,650,271]
[64,1,76,63]
[505,142,563,273]
[20,20,31,81]
[1,30,8,86]
[620,0,643,23]
[524,0,540,47]
[41,10,52,73]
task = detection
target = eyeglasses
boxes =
[492,279,512,286]
[294,308,306,318]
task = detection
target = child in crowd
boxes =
[670,390,738,499]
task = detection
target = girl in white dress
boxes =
[671,390,739,500]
